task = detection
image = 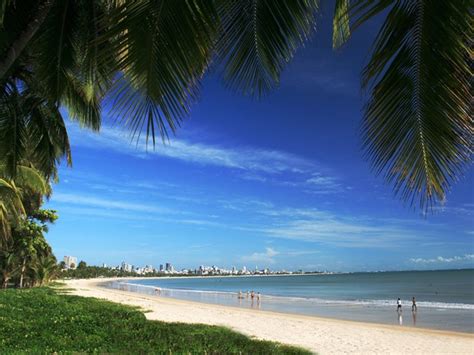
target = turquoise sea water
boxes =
[104,269,474,332]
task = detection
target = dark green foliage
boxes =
[0,287,310,354]
[0,0,471,210]
[0,181,59,288]
[216,0,319,97]
[332,0,473,210]
[60,265,164,279]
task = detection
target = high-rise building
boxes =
[159,264,164,272]
[63,256,78,269]
[165,262,172,272]
[121,261,132,273]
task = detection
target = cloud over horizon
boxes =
[409,255,474,264]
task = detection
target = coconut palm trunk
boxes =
[2,275,10,288]
[19,257,26,288]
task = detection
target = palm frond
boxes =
[357,0,472,210]
[101,0,218,144]
[28,97,72,179]
[0,0,12,27]
[62,72,101,130]
[74,0,115,100]
[13,165,47,195]
[332,0,350,49]
[0,177,24,242]
[33,0,77,101]
[216,0,319,97]
[32,0,105,130]
[0,77,71,178]
[0,84,27,177]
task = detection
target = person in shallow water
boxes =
[412,296,417,312]
[397,298,402,312]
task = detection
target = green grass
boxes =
[0,287,311,354]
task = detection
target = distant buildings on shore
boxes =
[98,260,327,276]
[63,256,78,270]
[63,256,330,276]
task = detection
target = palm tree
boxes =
[0,0,471,210]
[0,164,48,243]
[0,250,18,288]
[30,254,59,286]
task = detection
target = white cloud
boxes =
[52,191,436,250]
[409,255,474,264]
[259,207,424,248]
[241,247,320,266]
[66,123,349,195]
[432,204,474,217]
[67,123,317,175]
[306,173,340,188]
[242,248,280,265]
[53,193,168,213]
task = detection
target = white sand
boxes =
[64,278,474,354]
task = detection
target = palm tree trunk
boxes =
[19,257,26,288]
[0,0,55,80]
[2,273,9,289]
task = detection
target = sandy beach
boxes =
[64,278,474,354]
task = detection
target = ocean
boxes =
[103,269,474,333]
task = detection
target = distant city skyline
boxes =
[45,11,473,272]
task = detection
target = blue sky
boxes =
[45,7,473,272]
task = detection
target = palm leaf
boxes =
[356,0,472,209]
[332,0,350,49]
[0,177,24,242]
[216,0,319,97]
[100,0,218,144]
[32,0,104,130]
[28,97,72,179]
[13,165,47,195]
[0,76,72,178]
[33,0,77,101]
[0,0,12,27]
[0,84,27,177]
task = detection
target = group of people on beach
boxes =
[396,297,418,326]
[396,296,417,313]
[238,290,261,302]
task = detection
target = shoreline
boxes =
[63,278,474,354]
[64,273,332,282]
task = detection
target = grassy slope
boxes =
[0,287,311,354]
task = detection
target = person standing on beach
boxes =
[397,298,402,312]
[257,292,261,302]
[412,297,417,312]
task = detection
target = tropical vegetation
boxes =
[0,164,59,288]
[0,287,310,354]
[0,0,470,212]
